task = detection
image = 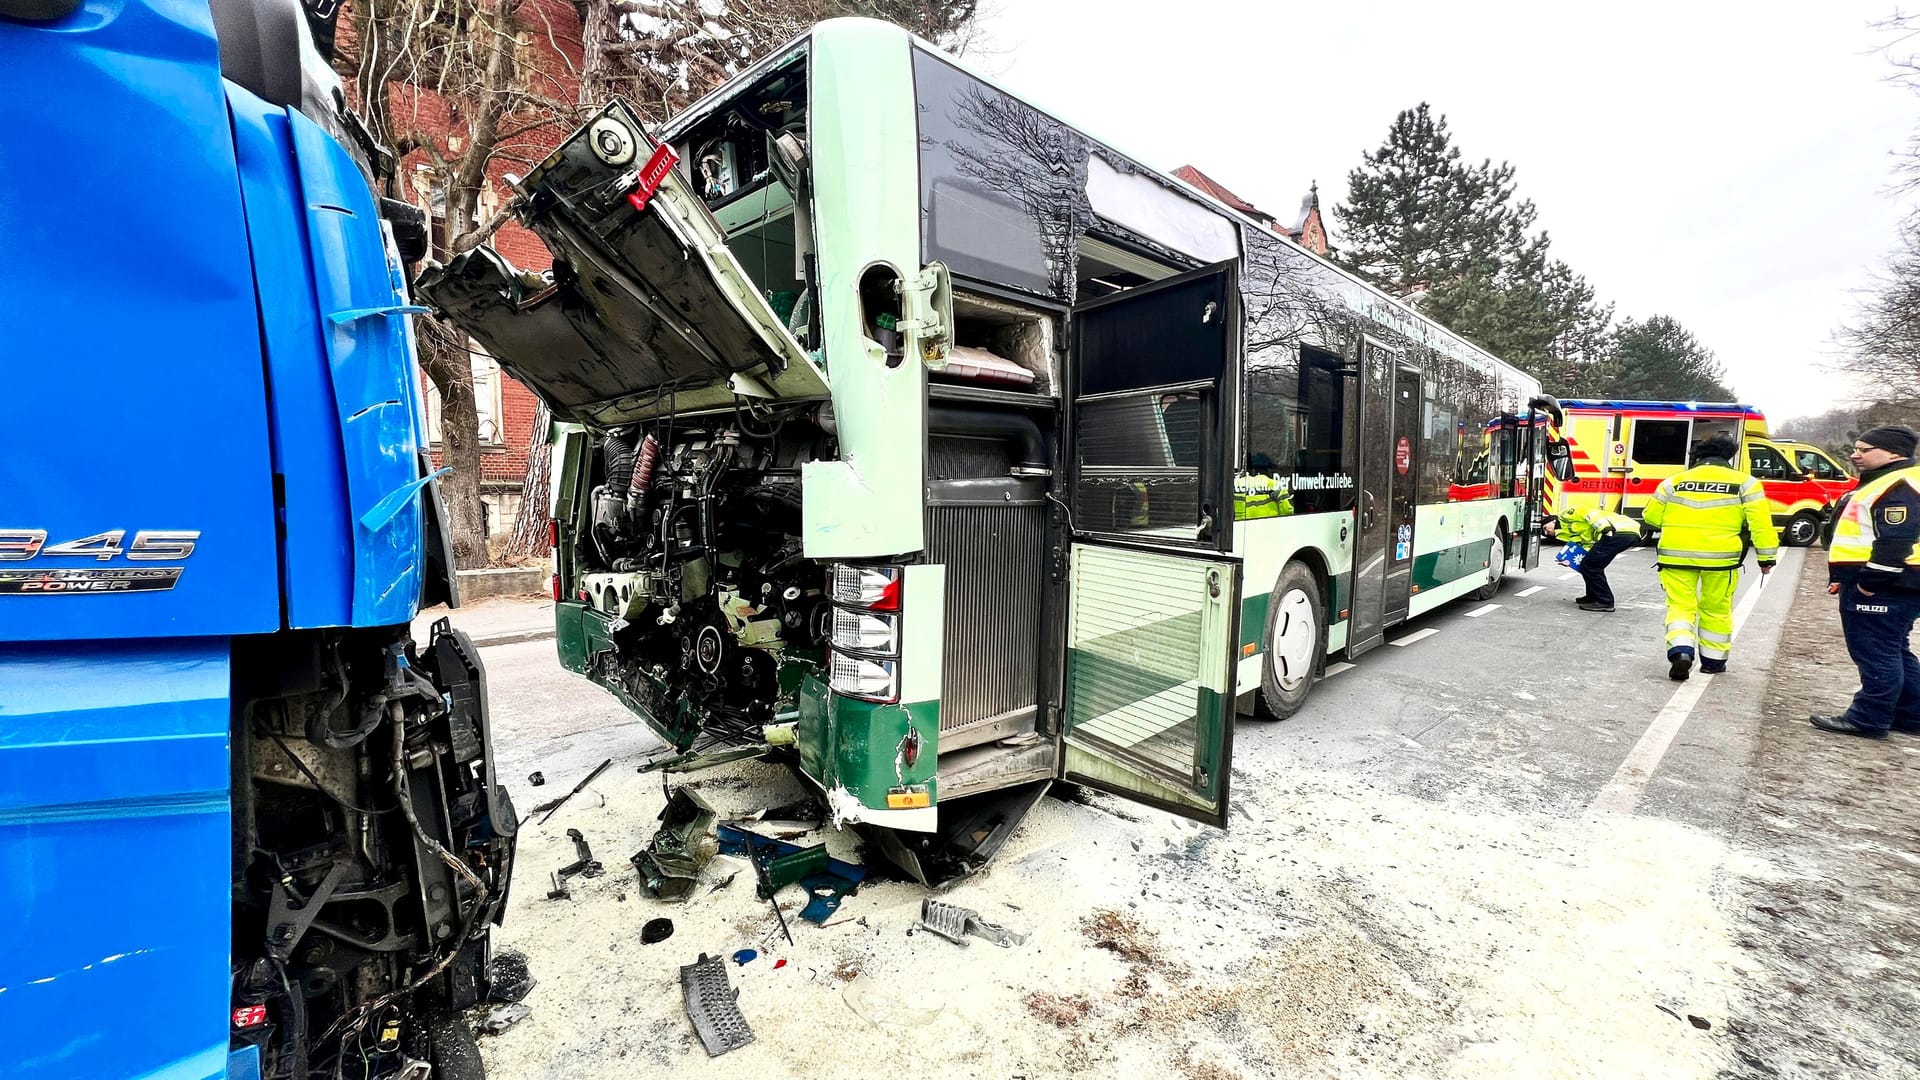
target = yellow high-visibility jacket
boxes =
[1828,462,1920,589]
[1642,460,1779,570]
[1557,506,1641,547]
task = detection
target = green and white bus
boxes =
[422,18,1552,880]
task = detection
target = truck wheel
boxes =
[1471,530,1508,601]
[1258,561,1324,720]
[1784,511,1821,547]
[429,1009,486,1080]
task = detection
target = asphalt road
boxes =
[1255,545,1799,831]
[468,545,1917,1078]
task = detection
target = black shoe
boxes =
[1577,601,1615,612]
[1809,714,1890,739]
[1572,595,1593,604]
[1668,650,1693,682]
[1700,659,1727,674]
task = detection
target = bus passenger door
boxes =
[1059,262,1241,826]
[1347,340,1399,655]
[1518,416,1545,570]
[1381,367,1421,623]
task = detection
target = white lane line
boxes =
[1558,572,1580,581]
[1390,627,1441,647]
[1516,585,1544,598]
[1463,604,1499,618]
[1324,661,1355,677]
[1586,573,1773,817]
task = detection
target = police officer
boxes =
[1545,505,1642,611]
[1808,425,1920,739]
[1640,435,1778,681]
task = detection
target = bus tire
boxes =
[1257,561,1324,720]
[1471,529,1508,601]
[1784,511,1821,547]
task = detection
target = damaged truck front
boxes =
[2,1,517,1076]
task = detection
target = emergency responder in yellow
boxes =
[1809,426,1920,739]
[1640,435,1778,681]
[1544,505,1641,611]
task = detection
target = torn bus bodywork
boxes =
[423,22,1278,886]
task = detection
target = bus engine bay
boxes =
[569,409,833,746]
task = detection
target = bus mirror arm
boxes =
[1528,394,1565,427]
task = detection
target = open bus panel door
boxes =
[1059,262,1241,827]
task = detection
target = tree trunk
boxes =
[419,320,491,569]
[507,399,553,560]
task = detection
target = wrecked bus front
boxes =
[418,98,828,428]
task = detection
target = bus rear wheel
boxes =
[1258,561,1324,720]
[1784,511,1821,547]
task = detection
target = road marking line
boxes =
[1324,661,1355,677]
[1587,572,1773,817]
[1389,628,1440,647]
[1463,604,1499,618]
[1516,585,1545,598]
[1558,572,1579,581]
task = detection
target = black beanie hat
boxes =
[1859,425,1919,458]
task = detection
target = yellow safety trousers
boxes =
[1660,566,1738,660]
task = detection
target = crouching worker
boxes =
[1547,507,1641,611]
[1641,435,1778,681]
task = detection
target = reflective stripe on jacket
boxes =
[1829,464,1920,572]
[1641,461,1779,569]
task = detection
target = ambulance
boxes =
[1543,400,1854,547]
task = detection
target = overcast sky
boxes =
[976,0,1916,421]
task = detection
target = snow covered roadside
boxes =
[478,746,1743,1078]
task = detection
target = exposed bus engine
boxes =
[569,407,832,744]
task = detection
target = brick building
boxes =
[1172,165,1329,256]
[335,0,586,539]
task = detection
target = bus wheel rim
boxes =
[1272,589,1316,691]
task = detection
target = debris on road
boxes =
[543,829,605,901]
[532,757,613,824]
[631,788,720,901]
[527,771,545,787]
[641,917,674,944]
[485,950,535,1004]
[479,1003,530,1036]
[680,953,755,1057]
[716,823,867,924]
[915,898,1028,948]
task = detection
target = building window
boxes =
[425,346,506,447]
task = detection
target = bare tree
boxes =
[337,0,574,567]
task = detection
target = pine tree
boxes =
[1336,103,1535,294]
[1336,103,1613,385]
[1608,316,1736,401]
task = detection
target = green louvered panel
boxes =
[1063,544,1236,819]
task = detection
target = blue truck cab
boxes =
[0,0,518,1076]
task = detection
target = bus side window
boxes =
[1295,348,1352,514]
